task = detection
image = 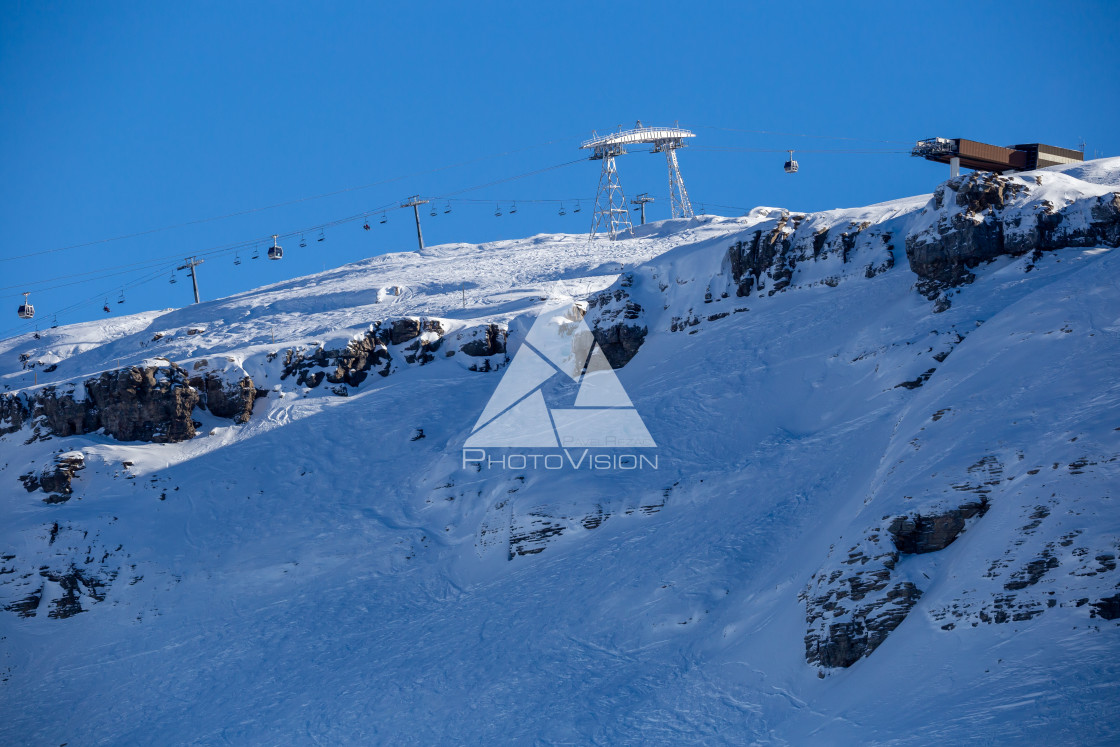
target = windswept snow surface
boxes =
[2,160,1119,745]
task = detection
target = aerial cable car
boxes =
[268,234,283,260]
[784,149,799,174]
[17,292,34,320]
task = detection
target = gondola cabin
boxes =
[17,292,34,319]
[268,234,283,260]
[784,150,799,174]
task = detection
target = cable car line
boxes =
[4,126,913,336]
[691,146,910,154]
[2,124,914,267]
[2,156,585,326]
[0,133,589,265]
[694,124,912,145]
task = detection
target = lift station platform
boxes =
[912,137,1083,176]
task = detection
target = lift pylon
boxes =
[401,196,429,252]
[586,142,633,241]
[177,256,204,304]
[580,123,696,239]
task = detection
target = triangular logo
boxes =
[465,296,656,448]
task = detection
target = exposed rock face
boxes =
[728,212,802,296]
[189,373,257,423]
[927,458,1120,630]
[82,365,199,442]
[585,284,647,368]
[905,173,1120,298]
[1,522,123,619]
[41,565,110,619]
[0,392,30,435]
[390,317,423,345]
[460,324,507,357]
[25,385,98,437]
[1091,594,1120,621]
[8,365,200,442]
[803,499,990,669]
[807,581,924,669]
[801,535,923,669]
[282,317,509,390]
[887,500,989,554]
[0,363,259,443]
[728,213,893,298]
[591,320,646,369]
[20,452,85,504]
[283,327,393,388]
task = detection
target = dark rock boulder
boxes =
[460,324,507,357]
[591,322,647,369]
[1091,594,1120,621]
[805,499,991,669]
[189,373,257,423]
[887,500,989,554]
[390,317,422,345]
[586,287,647,368]
[330,332,390,387]
[20,452,85,504]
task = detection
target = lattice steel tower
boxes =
[580,123,696,240]
[585,138,633,241]
[652,135,695,219]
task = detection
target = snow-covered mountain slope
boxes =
[2,159,1119,744]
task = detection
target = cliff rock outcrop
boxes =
[905,172,1120,298]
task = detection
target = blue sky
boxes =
[2,0,1117,336]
